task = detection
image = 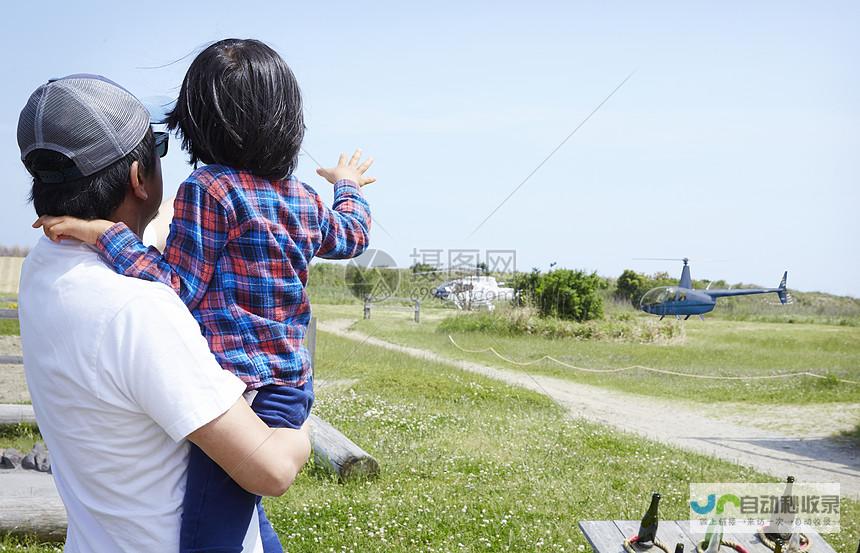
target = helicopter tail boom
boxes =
[704,271,789,303]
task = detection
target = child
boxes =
[35,38,373,553]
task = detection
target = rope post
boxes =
[363,296,371,320]
[414,299,421,323]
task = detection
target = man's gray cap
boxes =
[17,74,151,179]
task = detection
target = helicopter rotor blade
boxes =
[633,257,688,261]
[633,257,729,263]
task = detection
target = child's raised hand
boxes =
[316,149,376,187]
[32,216,114,245]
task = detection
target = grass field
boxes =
[0,319,19,336]
[2,331,858,552]
[314,303,860,406]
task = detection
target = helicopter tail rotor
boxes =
[777,271,792,305]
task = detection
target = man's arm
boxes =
[187,399,311,496]
[101,292,309,497]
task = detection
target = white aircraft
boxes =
[432,276,515,311]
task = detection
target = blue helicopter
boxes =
[639,258,790,320]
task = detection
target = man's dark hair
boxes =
[167,38,305,180]
[26,129,156,219]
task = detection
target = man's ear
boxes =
[129,160,149,201]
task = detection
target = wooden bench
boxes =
[579,520,839,553]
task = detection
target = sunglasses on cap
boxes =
[154,131,169,158]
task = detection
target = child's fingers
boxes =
[337,153,348,167]
[45,221,64,236]
[357,157,374,173]
[361,176,377,186]
[348,148,362,167]
[42,223,63,242]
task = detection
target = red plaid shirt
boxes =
[97,165,371,389]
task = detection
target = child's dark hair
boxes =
[167,38,304,180]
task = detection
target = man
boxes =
[16,74,310,552]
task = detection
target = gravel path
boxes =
[320,320,860,499]
[0,364,28,403]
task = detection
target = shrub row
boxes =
[437,308,684,344]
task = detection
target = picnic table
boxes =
[579,521,839,553]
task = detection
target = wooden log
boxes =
[2,404,378,482]
[0,496,67,541]
[0,403,36,425]
[0,308,18,320]
[308,413,379,482]
[0,471,66,542]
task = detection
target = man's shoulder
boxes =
[22,241,181,324]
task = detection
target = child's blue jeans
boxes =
[179,381,314,553]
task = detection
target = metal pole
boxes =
[363,296,371,320]
[414,299,420,323]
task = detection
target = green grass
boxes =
[3,308,859,551]
[314,303,860,405]
[0,423,40,452]
[0,536,61,552]
[4,331,859,551]
[0,319,19,336]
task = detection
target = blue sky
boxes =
[1,1,857,295]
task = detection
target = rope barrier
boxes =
[623,535,670,553]
[447,335,860,385]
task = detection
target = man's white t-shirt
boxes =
[18,237,260,553]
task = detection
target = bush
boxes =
[507,269,542,308]
[437,308,684,343]
[613,269,692,307]
[534,269,605,322]
[615,269,645,303]
[507,269,606,322]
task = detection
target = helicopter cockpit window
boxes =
[641,287,674,306]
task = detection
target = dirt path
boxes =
[320,320,860,499]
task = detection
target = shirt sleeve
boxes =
[307,179,371,259]
[97,290,246,442]
[96,180,229,311]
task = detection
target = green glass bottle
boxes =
[637,492,661,545]
[779,476,796,537]
[703,520,722,553]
